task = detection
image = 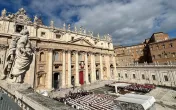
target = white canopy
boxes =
[124,94,156,105]
[114,94,156,110]
[110,83,131,93]
[110,83,131,87]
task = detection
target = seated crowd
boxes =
[54,90,116,110]
[123,84,155,93]
[106,82,155,93]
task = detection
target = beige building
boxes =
[117,65,176,87]
[0,8,117,90]
[115,43,147,66]
[148,32,176,64]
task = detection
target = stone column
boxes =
[168,71,172,87]
[148,70,152,84]
[105,55,111,79]
[75,51,80,86]
[47,49,53,89]
[170,71,175,86]
[61,50,66,88]
[84,52,90,84]
[156,70,161,85]
[113,56,117,80]
[29,53,36,88]
[99,54,103,80]
[90,53,96,83]
[67,50,72,88]
[158,70,163,85]
[172,71,176,86]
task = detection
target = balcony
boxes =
[53,60,62,64]
[95,60,100,64]
[53,64,62,71]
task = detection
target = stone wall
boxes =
[0,80,74,110]
[116,65,176,87]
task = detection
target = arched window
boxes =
[39,52,45,61]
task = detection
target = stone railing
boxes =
[117,63,176,68]
[0,80,74,110]
[0,86,34,110]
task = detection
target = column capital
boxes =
[87,52,93,56]
[65,50,71,53]
[95,52,101,56]
[48,48,53,52]
[61,49,66,52]
[80,51,86,55]
[72,50,78,54]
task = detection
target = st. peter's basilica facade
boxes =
[0,8,117,90]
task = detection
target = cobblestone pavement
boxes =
[147,87,176,110]
[49,80,114,98]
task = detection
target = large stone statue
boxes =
[1,26,33,83]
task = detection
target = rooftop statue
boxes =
[79,26,82,33]
[68,24,70,31]
[1,8,6,18]
[1,26,33,83]
[83,28,86,34]
[63,23,66,30]
[74,26,77,32]
[50,20,54,28]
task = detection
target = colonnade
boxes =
[46,49,117,89]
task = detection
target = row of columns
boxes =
[47,49,117,89]
[118,69,176,87]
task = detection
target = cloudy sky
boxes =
[1,0,176,46]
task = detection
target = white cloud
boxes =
[5,0,176,45]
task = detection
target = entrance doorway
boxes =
[53,72,60,89]
[79,71,84,85]
[96,70,99,80]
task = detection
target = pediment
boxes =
[68,37,94,47]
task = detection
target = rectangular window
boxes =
[152,75,156,80]
[164,75,168,81]
[56,34,61,39]
[71,37,74,41]
[170,43,173,47]
[54,52,59,61]
[125,74,128,78]
[41,32,46,37]
[118,73,120,77]
[15,25,24,33]
[162,44,165,49]
[133,74,136,79]
[142,74,145,79]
